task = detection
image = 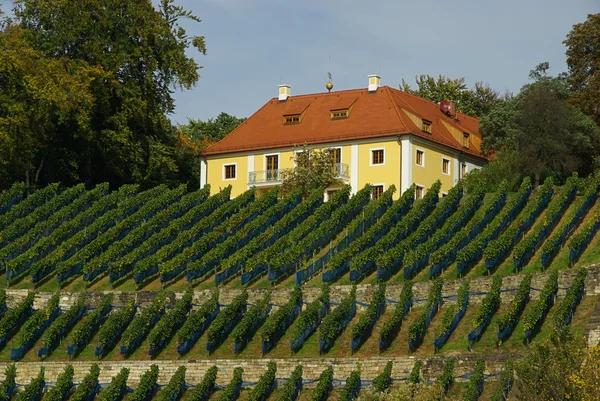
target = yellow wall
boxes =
[357,140,401,199]
[254,150,295,171]
[411,140,454,194]
[206,155,248,198]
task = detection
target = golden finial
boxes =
[326,71,333,92]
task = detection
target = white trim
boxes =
[441,191,448,197]
[351,144,359,195]
[328,146,343,164]
[200,159,208,188]
[371,183,385,200]
[222,162,238,181]
[415,148,425,167]
[453,154,460,185]
[264,152,280,171]
[415,183,425,200]
[441,157,451,176]
[369,147,385,166]
[400,138,412,194]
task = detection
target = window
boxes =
[331,109,349,119]
[422,119,432,133]
[442,158,450,175]
[463,133,470,148]
[416,185,424,200]
[461,163,468,178]
[266,155,279,181]
[327,189,339,201]
[327,148,341,164]
[416,149,424,166]
[371,149,384,165]
[283,115,301,124]
[442,192,448,197]
[224,164,236,180]
[372,185,384,200]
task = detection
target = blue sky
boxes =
[2,0,598,125]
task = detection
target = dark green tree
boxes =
[565,14,600,125]
[180,112,246,150]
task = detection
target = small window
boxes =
[442,158,450,175]
[283,115,301,124]
[372,149,384,165]
[327,148,341,164]
[442,192,448,198]
[416,150,424,166]
[372,185,384,200]
[461,163,468,178]
[463,133,470,148]
[416,185,424,200]
[422,119,432,133]
[224,164,236,180]
[331,110,349,120]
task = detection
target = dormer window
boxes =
[422,119,432,133]
[283,115,301,125]
[463,133,470,148]
[331,109,349,120]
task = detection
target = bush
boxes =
[188,366,218,401]
[70,293,112,352]
[233,291,271,349]
[248,361,277,401]
[319,286,356,352]
[289,285,329,352]
[0,292,34,344]
[462,360,485,401]
[491,360,513,401]
[553,268,587,330]
[97,298,136,355]
[207,290,248,349]
[310,366,333,401]
[120,292,166,354]
[408,279,442,350]
[438,358,455,394]
[217,367,243,401]
[0,365,16,401]
[97,367,129,401]
[261,287,302,352]
[276,365,302,401]
[41,293,86,355]
[130,364,159,401]
[15,367,45,401]
[70,364,101,401]
[148,289,193,355]
[409,360,422,384]
[522,270,558,335]
[470,275,502,339]
[12,292,60,352]
[156,366,186,401]
[497,274,531,340]
[351,283,385,350]
[339,369,361,401]
[372,361,393,392]
[45,364,74,401]
[177,291,219,352]
[379,281,412,350]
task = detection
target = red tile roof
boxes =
[201,86,487,160]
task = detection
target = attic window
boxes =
[330,109,349,120]
[283,115,301,125]
[463,133,470,148]
[422,119,432,133]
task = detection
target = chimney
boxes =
[368,74,381,92]
[278,84,291,102]
[440,100,457,118]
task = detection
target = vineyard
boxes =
[0,177,600,400]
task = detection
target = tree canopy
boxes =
[180,112,246,151]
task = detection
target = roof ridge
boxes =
[382,86,410,132]
[266,87,368,101]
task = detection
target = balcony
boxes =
[248,163,350,185]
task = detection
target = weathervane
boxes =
[326,62,333,92]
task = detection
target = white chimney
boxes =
[368,74,381,92]
[278,84,291,101]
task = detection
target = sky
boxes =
[2,0,598,125]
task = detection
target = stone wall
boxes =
[6,265,600,311]
[1,353,516,388]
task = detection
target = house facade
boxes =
[199,75,487,200]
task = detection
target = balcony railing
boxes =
[248,163,350,185]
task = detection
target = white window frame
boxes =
[415,184,425,200]
[441,192,448,197]
[222,163,238,181]
[264,152,281,171]
[415,148,425,167]
[442,157,451,176]
[370,148,385,166]
[327,147,343,164]
[371,183,385,200]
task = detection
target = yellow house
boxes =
[200,75,487,200]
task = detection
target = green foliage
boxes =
[408,279,442,342]
[569,209,600,253]
[70,293,113,347]
[261,287,302,343]
[351,283,385,342]
[522,270,558,333]
[438,358,455,394]
[15,367,44,401]
[471,275,502,332]
[121,292,166,352]
[0,183,59,233]
[148,289,193,352]
[380,281,412,346]
[14,292,59,348]
[553,268,587,330]
[188,366,218,401]
[0,365,16,401]
[249,361,277,401]
[130,365,159,401]
[497,274,531,333]
[0,182,25,210]
[289,286,329,349]
[435,280,469,339]
[207,290,248,344]
[45,364,74,401]
[97,367,129,401]
[372,361,393,392]
[70,364,101,401]
[409,360,423,385]
[181,113,246,148]
[156,366,186,401]
[277,365,303,401]
[97,298,135,351]
[0,292,34,340]
[178,291,219,345]
[41,292,85,351]
[310,366,334,401]
[319,286,356,347]
[462,360,485,401]
[217,367,243,401]
[233,291,271,344]
[490,360,513,401]
[339,369,360,401]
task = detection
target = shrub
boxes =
[438,358,455,394]
[310,366,333,401]
[217,367,243,401]
[319,286,356,352]
[553,268,587,330]
[41,293,86,355]
[70,364,101,401]
[372,361,393,392]
[408,279,442,350]
[470,275,502,336]
[232,291,271,349]
[207,290,248,350]
[177,291,219,352]
[120,292,166,354]
[0,365,16,401]
[339,369,360,401]
[409,360,422,384]
[289,285,329,352]
[70,293,112,351]
[97,367,129,401]
[97,298,136,354]
[148,290,193,355]
[351,283,385,350]
[45,364,74,401]
[491,360,513,401]
[15,367,45,401]
[276,365,303,401]
[0,292,35,343]
[248,361,277,401]
[130,365,159,401]
[188,366,218,401]
[379,281,412,350]
[261,287,302,352]
[462,360,485,401]
[522,270,558,335]
[156,366,186,401]
[497,274,531,340]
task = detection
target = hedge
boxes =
[45,364,74,401]
[130,365,159,401]
[249,361,277,401]
[310,366,333,401]
[70,364,101,401]
[97,367,129,401]
[290,286,329,352]
[177,291,219,355]
[188,366,218,401]
[497,274,531,342]
[148,289,193,356]
[351,283,385,351]
[120,292,166,355]
[379,281,413,351]
[261,287,302,354]
[319,286,356,353]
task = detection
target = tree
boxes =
[479,63,600,185]
[565,14,600,125]
[180,112,246,150]
[279,145,343,197]
[1,0,206,190]
[401,75,505,117]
